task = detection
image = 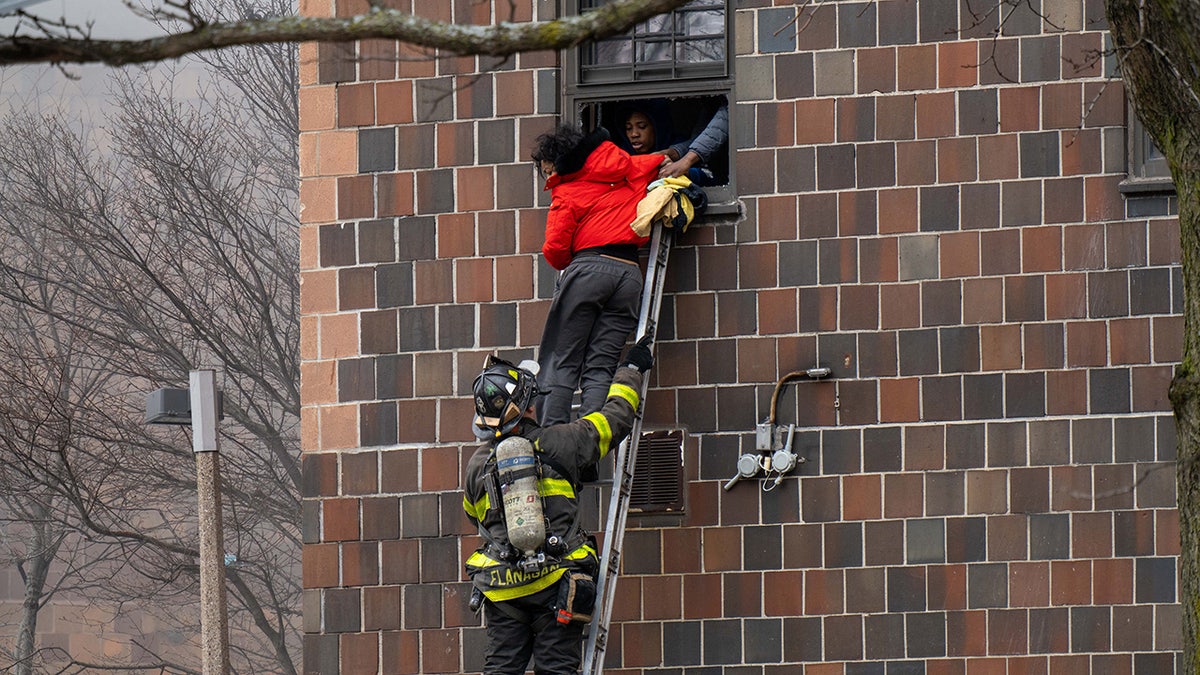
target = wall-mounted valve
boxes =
[722,453,764,491]
[768,424,800,488]
[723,424,805,491]
[725,365,831,491]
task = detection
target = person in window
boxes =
[624,109,664,155]
[616,98,728,186]
[616,99,678,157]
[531,124,663,426]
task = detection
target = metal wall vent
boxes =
[629,429,684,513]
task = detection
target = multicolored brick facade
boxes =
[298,0,1183,672]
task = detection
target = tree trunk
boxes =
[1172,172,1200,673]
[15,559,47,675]
[1106,0,1200,666]
[14,518,56,675]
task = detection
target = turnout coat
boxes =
[462,367,643,602]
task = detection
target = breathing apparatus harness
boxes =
[470,356,588,573]
[481,439,583,572]
[466,355,603,625]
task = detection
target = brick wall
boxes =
[299,0,1183,672]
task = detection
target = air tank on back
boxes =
[495,436,545,569]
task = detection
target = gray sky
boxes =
[0,0,161,39]
[0,0,190,115]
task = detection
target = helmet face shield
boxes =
[471,355,539,438]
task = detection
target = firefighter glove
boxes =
[623,334,654,373]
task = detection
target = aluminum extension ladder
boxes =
[582,220,675,675]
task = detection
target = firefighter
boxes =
[462,337,653,674]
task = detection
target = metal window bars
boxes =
[579,0,728,84]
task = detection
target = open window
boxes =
[563,0,737,212]
[579,93,729,182]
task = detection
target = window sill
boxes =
[1120,176,1175,195]
[702,198,741,218]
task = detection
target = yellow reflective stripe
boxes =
[483,567,568,602]
[609,383,639,409]
[583,412,613,458]
[539,477,575,499]
[566,544,597,560]
[463,494,489,521]
[465,551,504,568]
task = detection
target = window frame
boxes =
[561,0,738,213]
[1122,102,1174,194]
[571,0,730,85]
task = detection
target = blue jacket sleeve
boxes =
[670,102,729,165]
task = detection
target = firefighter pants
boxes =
[537,253,641,426]
[483,586,584,675]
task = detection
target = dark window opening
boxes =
[564,0,736,211]
[578,93,730,189]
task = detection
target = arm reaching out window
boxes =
[660,101,728,182]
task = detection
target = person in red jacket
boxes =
[531,124,664,426]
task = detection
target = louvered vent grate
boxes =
[629,429,684,513]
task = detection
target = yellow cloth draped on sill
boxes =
[630,176,700,238]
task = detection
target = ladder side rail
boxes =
[638,227,674,348]
[583,392,653,672]
[582,223,674,675]
[581,435,632,673]
[636,226,672,341]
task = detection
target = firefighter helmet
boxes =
[471,355,540,439]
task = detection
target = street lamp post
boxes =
[146,369,231,674]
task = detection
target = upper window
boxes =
[564,0,736,211]
[1124,104,1173,193]
[577,0,728,85]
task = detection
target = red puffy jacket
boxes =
[542,131,663,270]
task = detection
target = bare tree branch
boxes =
[0,0,691,66]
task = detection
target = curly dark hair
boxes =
[531,124,587,167]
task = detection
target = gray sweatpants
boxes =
[537,254,642,426]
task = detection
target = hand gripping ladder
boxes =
[582,221,675,675]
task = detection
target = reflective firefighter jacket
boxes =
[462,367,643,603]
